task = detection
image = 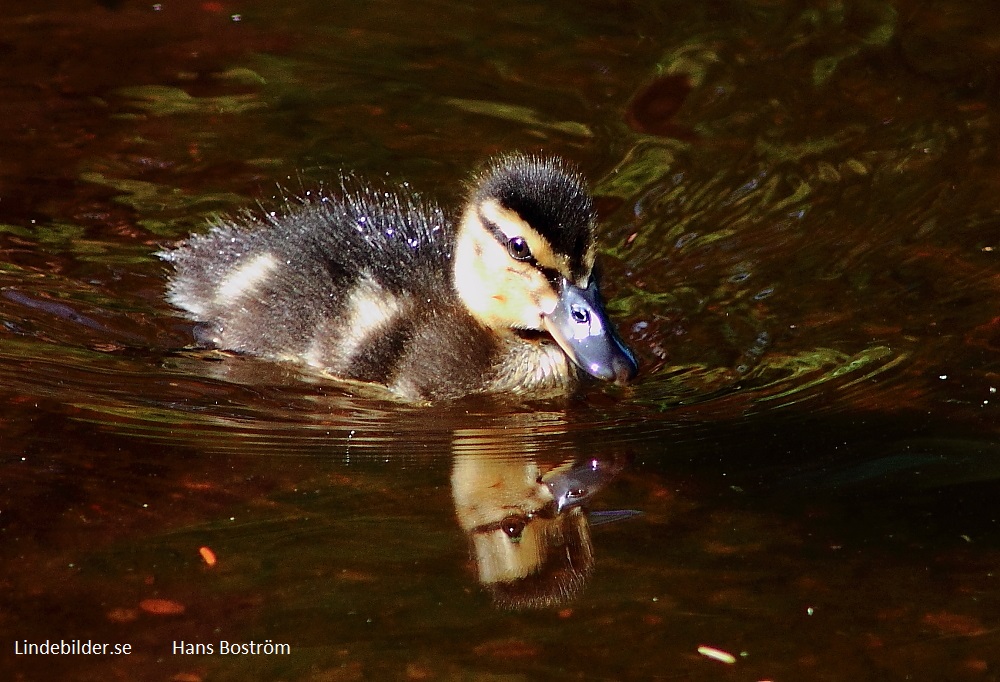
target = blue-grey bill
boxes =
[542,278,638,384]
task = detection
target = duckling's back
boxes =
[163,186,503,400]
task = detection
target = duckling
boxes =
[451,452,594,609]
[161,154,637,401]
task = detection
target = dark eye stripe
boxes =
[478,209,565,289]
[469,501,558,536]
[539,266,561,287]
[480,211,539,267]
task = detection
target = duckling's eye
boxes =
[500,515,527,541]
[506,237,532,261]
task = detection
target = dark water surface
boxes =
[2,0,999,679]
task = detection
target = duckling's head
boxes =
[453,155,638,385]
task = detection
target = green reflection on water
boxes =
[79,173,246,236]
[442,97,593,138]
[114,84,267,117]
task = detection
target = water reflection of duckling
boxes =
[451,452,629,609]
[161,155,637,401]
[451,454,592,609]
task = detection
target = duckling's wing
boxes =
[162,185,455,377]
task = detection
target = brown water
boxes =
[2,0,999,679]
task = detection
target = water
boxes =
[2,0,999,679]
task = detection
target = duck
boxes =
[161,154,638,401]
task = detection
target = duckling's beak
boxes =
[541,455,629,513]
[542,278,638,384]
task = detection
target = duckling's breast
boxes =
[486,335,579,397]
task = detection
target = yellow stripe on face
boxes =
[477,199,572,279]
[452,207,559,332]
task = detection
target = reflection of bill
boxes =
[451,452,634,609]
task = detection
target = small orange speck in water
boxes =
[558,608,573,618]
[199,546,217,567]
[139,598,186,616]
[964,659,988,673]
[473,639,539,659]
[106,607,139,623]
[172,673,204,682]
[922,611,987,636]
[405,662,434,680]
